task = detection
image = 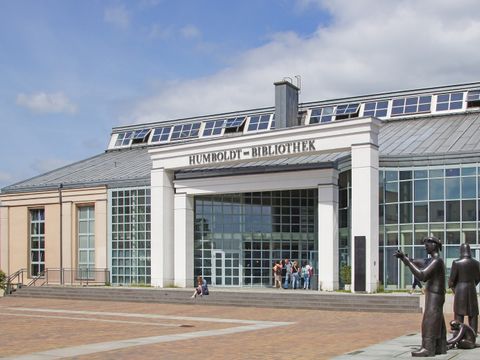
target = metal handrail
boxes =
[5,268,110,294]
[27,271,46,287]
[6,268,27,294]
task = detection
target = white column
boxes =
[317,170,339,291]
[174,193,194,288]
[151,168,175,287]
[0,205,9,273]
[351,143,379,293]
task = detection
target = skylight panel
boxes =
[223,116,246,134]
[151,126,171,143]
[247,114,272,132]
[309,107,334,124]
[363,101,389,117]
[391,95,431,116]
[202,120,225,137]
[225,117,246,129]
[133,129,150,140]
[467,90,480,108]
[335,103,359,115]
[335,103,360,120]
[170,122,201,141]
[114,131,134,147]
[436,92,463,111]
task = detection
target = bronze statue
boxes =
[395,236,447,357]
[447,320,476,349]
[448,243,480,335]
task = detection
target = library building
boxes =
[2,80,480,293]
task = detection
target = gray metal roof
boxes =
[3,111,480,194]
[1,147,151,193]
[175,151,350,179]
[378,111,480,166]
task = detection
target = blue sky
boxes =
[1,0,480,190]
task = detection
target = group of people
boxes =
[273,257,314,290]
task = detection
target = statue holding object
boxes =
[394,236,447,357]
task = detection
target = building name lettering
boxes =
[189,140,316,166]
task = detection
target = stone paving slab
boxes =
[0,296,435,359]
[333,333,480,359]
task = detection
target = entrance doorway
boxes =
[212,250,242,286]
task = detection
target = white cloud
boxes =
[129,0,480,123]
[180,25,201,39]
[104,5,130,29]
[16,92,77,114]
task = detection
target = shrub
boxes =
[340,265,351,285]
[0,269,6,294]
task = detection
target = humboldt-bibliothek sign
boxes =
[189,140,316,166]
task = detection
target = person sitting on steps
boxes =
[191,276,209,299]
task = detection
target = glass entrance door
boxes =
[212,250,242,286]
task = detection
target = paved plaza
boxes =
[333,333,480,359]
[0,296,477,359]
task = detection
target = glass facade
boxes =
[111,187,151,285]
[379,165,480,289]
[338,171,351,283]
[194,190,318,287]
[29,209,45,277]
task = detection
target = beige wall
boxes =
[0,206,9,273]
[0,187,108,278]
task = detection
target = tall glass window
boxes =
[338,171,352,285]
[194,190,317,287]
[379,166,479,289]
[78,206,95,270]
[111,187,151,285]
[30,209,45,277]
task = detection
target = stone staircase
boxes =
[9,286,422,313]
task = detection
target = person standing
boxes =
[303,261,313,290]
[272,261,283,289]
[283,258,292,289]
[291,261,300,289]
[395,236,447,357]
[448,243,480,335]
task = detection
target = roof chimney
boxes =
[274,79,299,129]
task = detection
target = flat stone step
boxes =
[10,286,421,313]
